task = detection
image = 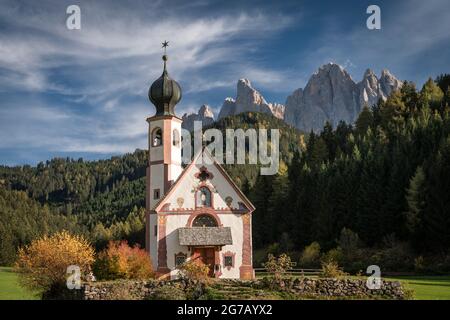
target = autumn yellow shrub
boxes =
[263,253,294,280]
[93,241,153,280]
[14,231,95,293]
[178,260,210,284]
[319,260,347,278]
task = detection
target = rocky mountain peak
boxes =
[198,104,214,118]
[218,79,284,120]
[181,104,215,132]
[380,69,403,96]
[236,78,269,107]
[284,64,402,132]
[364,68,375,77]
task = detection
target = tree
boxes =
[404,166,426,234]
[15,231,94,295]
[420,138,450,253]
[401,81,420,111]
[435,74,450,94]
[355,105,374,136]
[420,78,444,111]
[380,90,407,127]
[321,121,338,161]
[299,242,321,268]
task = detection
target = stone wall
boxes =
[80,277,407,300]
[83,279,185,300]
[255,277,406,299]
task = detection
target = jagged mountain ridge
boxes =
[183,63,402,132]
[284,63,402,131]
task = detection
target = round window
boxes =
[192,214,218,227]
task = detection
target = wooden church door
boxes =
[193,248,215,277]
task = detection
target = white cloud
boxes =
[0,1,293,160]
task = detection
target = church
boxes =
[145,48,255,280]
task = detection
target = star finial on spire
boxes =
[162,40,169,54]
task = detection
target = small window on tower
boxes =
[152,128,162,147]
[173,129,180,147]
[154,225,157,236]
[153,189,160,199]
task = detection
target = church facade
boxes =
[145,52,255,280]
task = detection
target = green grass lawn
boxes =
[1,265,449,300]
[385,275,450,300]
[0,267,39,300]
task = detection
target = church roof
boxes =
[178,227,233,246]
[153,148,256,213]
[148,54,182,116]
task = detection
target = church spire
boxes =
[148,40,182,117]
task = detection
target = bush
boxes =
[14,231,95,295]
[178,260,210,284]
[263,253,294,281]
[322,248,344,264]
[93,241,153,280]
[319,260,347,278]
[371,241,414,272]
[299,242,321,268]
[414,256,425,273]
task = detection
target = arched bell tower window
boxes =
[173,129,180,147]
[152,128,162,147]
[196,186,212,207]
[192,214,218,227]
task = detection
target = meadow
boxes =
[385,275,450,300]
[0,267,38,300]
[1,265,449,300]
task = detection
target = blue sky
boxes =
[0,0,449,165]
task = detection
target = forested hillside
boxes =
[0,75,449,272]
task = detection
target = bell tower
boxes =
[146,41,183,269]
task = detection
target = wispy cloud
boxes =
[0,0,294,163]
[1,0,449,165]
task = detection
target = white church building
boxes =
[145,51,255,280]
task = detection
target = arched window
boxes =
[192,214,218,227]
[152,128,162,147]
[196,186,211,207]
[173,129,180,147]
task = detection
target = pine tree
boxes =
[404,166,426,233]
[420,138,450,252]
[420,78,444,112]
[355,105,374,136]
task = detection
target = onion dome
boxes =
[148,53,182,116]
